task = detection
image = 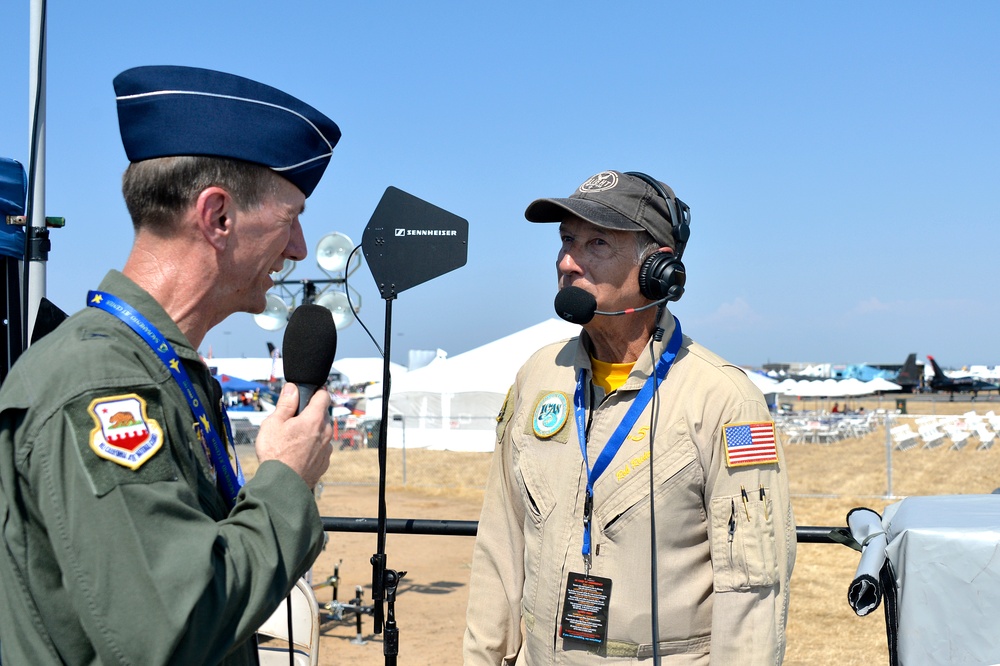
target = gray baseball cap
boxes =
[525,170,680,249]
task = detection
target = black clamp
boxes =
[27,225,51,262]
[5,215,65,262]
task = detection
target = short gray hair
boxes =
[122,156,281,232]
[634,230,661,265]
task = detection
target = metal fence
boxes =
[234,403,1000,496]
[775,405,1000,500]
[234,415,495,490]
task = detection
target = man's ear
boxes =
[195,186,233,251]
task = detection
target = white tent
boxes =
[740,368,780,394]
[332,357,406,387]
[836,378,873,397]
[204,356,402,387]
[739,368,782,408]
[865,377,902,393]
[207,357,281,382]
[365,318,581,452]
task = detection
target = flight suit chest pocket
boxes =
[513,441,560,526]
[596,443,699,539]
[710,492,778,591]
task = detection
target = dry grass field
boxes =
[244,395,1000,664]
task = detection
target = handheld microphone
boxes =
[282,304,338,414]
[554,287,668,325]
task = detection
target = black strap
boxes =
[879,559,899,666]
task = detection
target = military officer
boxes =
[0,66,340,664]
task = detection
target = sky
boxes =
[1,2,998,369]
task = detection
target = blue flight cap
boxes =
[113,65,341,197]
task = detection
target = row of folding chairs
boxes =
[777,411,880,445]
[891,414,997,452]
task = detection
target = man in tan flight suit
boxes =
[464,170,796,665]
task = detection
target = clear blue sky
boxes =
[2,2,997,368]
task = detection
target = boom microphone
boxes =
[282,304,338,414]
[554,286,597,324]
[554,286,669,325]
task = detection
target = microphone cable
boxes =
[343,244,385,359]
[646,314,665,666]
[594,297,669,318]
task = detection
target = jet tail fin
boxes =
[926,355,946,379]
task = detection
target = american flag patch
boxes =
[723,422,778,467]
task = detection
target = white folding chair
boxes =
[976,425,996,451]
[891,424,920,451]
[940,420,972,451]
[918,424,947,449]
[257,577,321,666]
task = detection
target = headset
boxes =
[623,172,691,661]
[625,171,691,303]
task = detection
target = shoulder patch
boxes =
[88,394,164,470]
[497,386,512,424]
[532,391,569,439]
[723,421,778,467]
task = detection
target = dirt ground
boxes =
[256,397,1000,665]
[309,486,480,665]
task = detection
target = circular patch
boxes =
[532,391,569,439]
[578,171,618,193]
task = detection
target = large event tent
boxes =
[364,318,581,451]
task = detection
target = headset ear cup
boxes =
[638,252,686,302]
[664,260,686,301]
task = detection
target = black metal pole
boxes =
[370,296,401,665]
[328,516,855,546]
[375,297,392,567]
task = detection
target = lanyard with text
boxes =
[574,317,682,574]
[87,291,244,508]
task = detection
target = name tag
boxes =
[560,572,612,647]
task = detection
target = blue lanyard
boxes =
[87,290,244,508]
[574,317,683,571]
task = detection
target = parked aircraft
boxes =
[893,353,922,393]
[926,355,1000,399]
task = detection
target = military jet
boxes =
[926,355,1000,400]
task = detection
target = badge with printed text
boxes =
[532,391,569,439]
[88,394,164,470]
[560,571,612,647]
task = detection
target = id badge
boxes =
[560,571,612,647]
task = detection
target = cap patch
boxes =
[723,421,778,467]
[579,171,618,194]
[532,391,569,439]
[89,394,164,470]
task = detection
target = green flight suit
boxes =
[0,270,324,665]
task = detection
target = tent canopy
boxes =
[369,318,580,398]
[364,318,581,451]
[778,377,903,397]
[214,374,267,392]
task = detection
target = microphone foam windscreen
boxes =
[282,304,338,386]
[554,287,596,325]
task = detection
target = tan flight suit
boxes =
[465,315,796,665]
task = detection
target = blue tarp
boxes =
[0,157,27,259]
[214,374,267,392]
